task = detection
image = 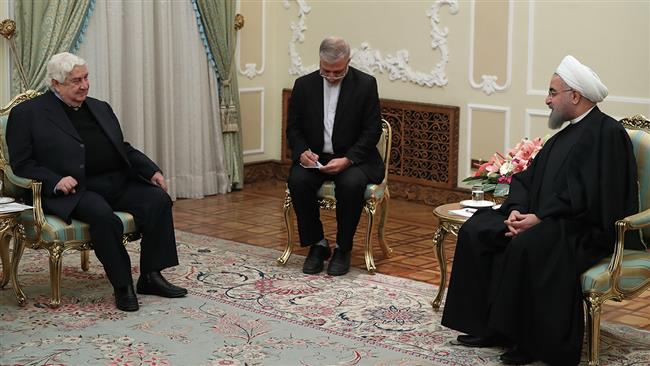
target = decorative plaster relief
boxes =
[468,0,512,95]
[283,0,459,88]
[237,0,265,79]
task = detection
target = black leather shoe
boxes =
[114,284,139,312]
[326,248,351,276]
[303,245,331,274]
[137,271,188,298]
[456,334,507,348]
[500,346,534,365]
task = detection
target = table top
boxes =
[0,210,21,219]
[433,202,470,224]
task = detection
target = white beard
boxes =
[548,109,566,129]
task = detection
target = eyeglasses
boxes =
[319,66,348,81]
[548,88,573,97]
[64,75,89,86]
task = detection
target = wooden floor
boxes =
[173,180,650,331]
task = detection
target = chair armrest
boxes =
[607,208,650,288]
[30,181,48,229]
[5,169,34,189]
[622,208,650,230]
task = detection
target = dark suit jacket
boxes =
[286,67,385,184]
[7,91,160,221]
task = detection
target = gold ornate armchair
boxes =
[278,119,393,273]
[581,115,650,365]
[0,91,140,308]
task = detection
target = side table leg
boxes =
[431,224,449,310]
[0,232,10,288]
[0,216,15,288]
[11,237,27,306]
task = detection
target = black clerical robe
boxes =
[441,107,643,365]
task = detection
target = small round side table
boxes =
[431,202,469,310]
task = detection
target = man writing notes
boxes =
[286,36,384,276]
[441,55,643,365]
[7,52,187,312]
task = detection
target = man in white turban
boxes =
[441,56,642,365]
[548,55,609,129]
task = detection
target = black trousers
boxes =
[287,163,368,252]
[440,208,602,365]
[71,177,178,288]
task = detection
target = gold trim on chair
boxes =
[278,119,394,273]
[0,90,41,115]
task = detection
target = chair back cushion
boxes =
[377,120,392,182]
[0,115,32,201]
[1,91,41,201]
[625,119,650,247]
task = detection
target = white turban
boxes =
[555,55,608,103]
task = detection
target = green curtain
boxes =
[195,0,244,190]
[12,0,93,94]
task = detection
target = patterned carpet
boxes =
[1,231,649,366]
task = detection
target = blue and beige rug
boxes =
[1,231,649,365]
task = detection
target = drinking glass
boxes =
[471,184,484,202]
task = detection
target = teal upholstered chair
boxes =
[0,90,140,308]
[581,115,650,366]
[278,119,393,273]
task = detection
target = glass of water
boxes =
[471,184,484,202]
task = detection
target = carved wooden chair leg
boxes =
[376,196,392,258]
[585,294,604,366]
[10,237,27,306]
[278,201,295,265]
[364,205,377,274]
[48,244,65,308]
[81,250,90,271]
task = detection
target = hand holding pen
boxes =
[300,149,320,168]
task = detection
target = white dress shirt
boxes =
[322,79,341,154]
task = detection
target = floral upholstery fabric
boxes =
[582,249,650,294]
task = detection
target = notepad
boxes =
[300,161,323,169]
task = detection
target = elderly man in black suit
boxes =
[286,36,384,276]
[7,52,187,312]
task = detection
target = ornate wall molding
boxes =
[526,0,649,105]
[237,0,265,79]
[283,0,459,88]
[466,104,510,180]
[468,0,512,95]
[240,87,265,155]
[524,108,550,141]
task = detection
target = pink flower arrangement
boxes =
[464,137,545,195]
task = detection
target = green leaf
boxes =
[483,183,496,192]
[462,176,483,183]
